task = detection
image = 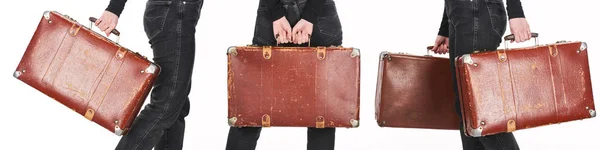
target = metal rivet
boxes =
[577,50,581,53]
[22,70,26,73]
[481,121,485,125]
[114,120,119,124]
[48,20,52,24]
[586,107,590,110]
[474,63,478,67]
[140,70,145,74]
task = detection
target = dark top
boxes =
[105,0,326,24]
[261,0,325,24]
[438,0,526,37]
[106,0,127,17]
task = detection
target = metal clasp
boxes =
[263,46,272,59]
[317,47,326,60]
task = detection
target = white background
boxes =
[1,0,599,150]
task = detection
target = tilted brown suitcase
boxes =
[455,33,596,137]
[226,46,360,128]
[375,48,460,130]
[14,11,160,135]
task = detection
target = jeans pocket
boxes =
[143,1,172,40]
[486,0,507,37]
[184,0,203,20]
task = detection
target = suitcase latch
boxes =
[507,120,516,132]
[262,114,271,127]
[84,109,95,120]
[497,50,507,62]
[316,116,325,128]
[549,45,559,57]
[263,46,272,60]
[317,47,326,60]
[69,24,81,36]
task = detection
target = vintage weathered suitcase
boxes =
[14,11,160,135]
[227,46,360,128]
[455,33,596,137]
[375,47,460,130]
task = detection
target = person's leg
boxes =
[307,128,336,150]
[155,97,190,150]
[225,127,263,150]
[115,0,203,150]
[447,0,519,149]
[445,1,486,149]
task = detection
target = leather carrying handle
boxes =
[503,32,538,41]
[503,32,539,49]
[89,17,121,36]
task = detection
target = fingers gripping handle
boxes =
[503,33,538,41]
[503,32,539,49]
[275,34,311,47]
[89,17,121,43]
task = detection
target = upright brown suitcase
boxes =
[14,11,160,135]
[227,46,360,128]
[455,34,596,137]
[375,48,460,130]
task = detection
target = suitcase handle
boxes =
[426,46,448,56]
[503,33,538,41]
[88,17,121,43]
[503,32,539,49]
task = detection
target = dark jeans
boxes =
[115,0,203,150]
[225,0,342,150]
[445,0,519,150]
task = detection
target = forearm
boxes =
[105,0,128,17]
[438,7,449,37]
[506,0,525,19]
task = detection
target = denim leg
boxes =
[307,128,336,150]
[225,127,262,150]
[446,0,519,149]
[115,0,202,150]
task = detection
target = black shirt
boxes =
[437,0,526,37]
[106,0,127,17]
[105,0,326,24]
[261,0,325,24]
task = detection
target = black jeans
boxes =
[225,0,342,150]
[445,0,519,150]
[115,0,203,150]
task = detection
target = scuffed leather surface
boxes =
[15,11,159,135]
[375,53,459,130]
[227,46,360,128]
[456,41,595,137]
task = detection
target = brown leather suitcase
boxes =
[13,11,160,135]
[226,46,360,128]
[455,34,596,137]
[375,48,460,130]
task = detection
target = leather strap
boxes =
[548,45,568,121]
[86,47,127,120]
[495,50,518,132]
